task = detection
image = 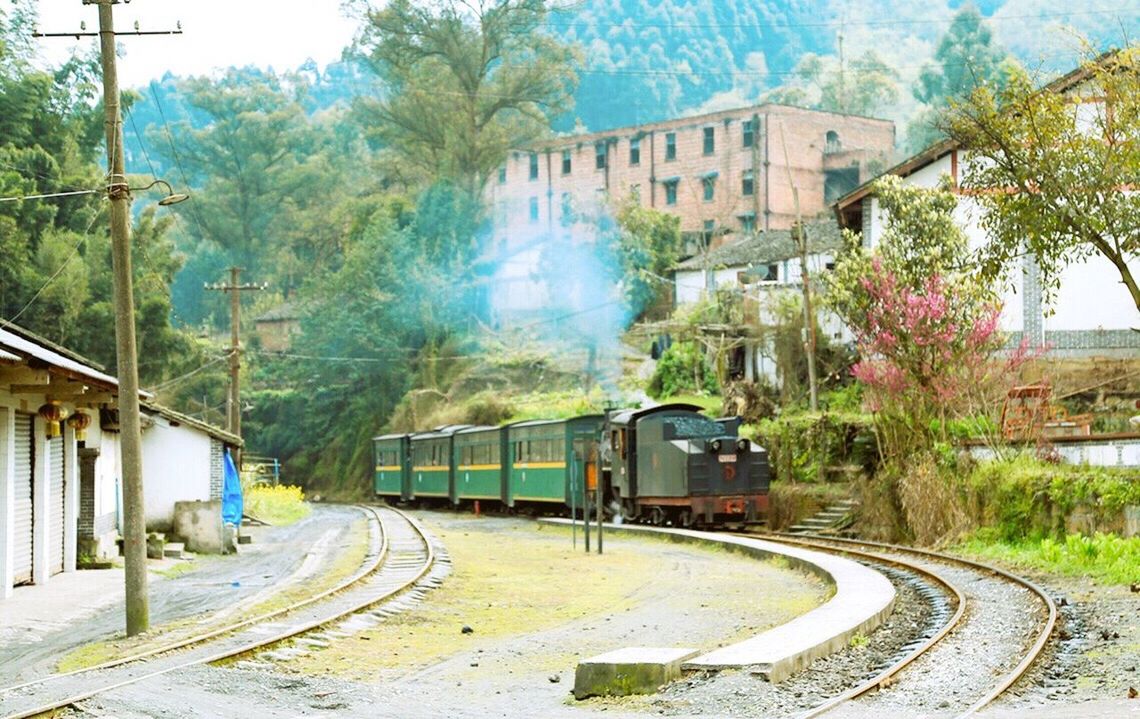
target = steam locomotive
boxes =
[373,403,770,526]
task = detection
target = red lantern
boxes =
[38,401,64,440]
[67,412,92,441]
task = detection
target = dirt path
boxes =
[0,504,361,684]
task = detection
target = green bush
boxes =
[965,455,1140,541]
[647,341,718,399]
[755,411,875,483]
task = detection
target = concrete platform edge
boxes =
[538,519,896,683]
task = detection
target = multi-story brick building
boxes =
[483,103,894,321]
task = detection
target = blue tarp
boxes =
[221,449,243,526]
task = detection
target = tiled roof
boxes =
[673,221,845,271]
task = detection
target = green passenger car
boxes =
[506,416,604,508]
[453,426,506,504]
[410,425,469,503]
[373,432,411,501]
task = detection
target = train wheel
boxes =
[679,510,693,528]
[649,507,666,526]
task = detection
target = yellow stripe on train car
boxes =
[513,462,567,469]
[458,464,502,471]
[375,465,402,471]
[412,466,450,472]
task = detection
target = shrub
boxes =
[647,341,718,398]
[244,484,311,526]
[755,411,875,484]
[964,455,1140,541]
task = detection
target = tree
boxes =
[767,49,898,117]
[614,198,681,318]
[907,4,1016,151]
[825,176,1018,458]
[946,47,1140,316]
[352,0,579,195]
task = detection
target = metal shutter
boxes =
[49,436,65,575]
[13,413,34,584]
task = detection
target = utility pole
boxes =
[96,0,148,638]
[36,1,183,637]
[206,267,265,463]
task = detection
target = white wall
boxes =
[140,415,212,526]
[868,152,1138,342]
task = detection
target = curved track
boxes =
[0,505,435,719]
[760,533,1056,719]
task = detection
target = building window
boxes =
[629,137,640,165]
[703,127,715,155]
[825,130,841,153]
[739,214,755,233]
[595,141,607,170]
[498,166,506,184]
[630,183,641,202]
[529,152,539,180]
[664,180,678,206]
[742,170,754,197]
[529,196,539,223]
[703,176,715,202]
[703,219,715,244]
[562,149,571,175]
[742,119,755,148]
[759,263,778,282]
[665,132,676,161]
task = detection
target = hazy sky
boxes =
[34,1,361,88]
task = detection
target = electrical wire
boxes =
[148,355,228,392]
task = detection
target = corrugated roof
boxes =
[255,301,301,322]
[0,324,121,389]
[673,221,844,271]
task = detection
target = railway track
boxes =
[0,505,437,719]
[757,532,1057,719]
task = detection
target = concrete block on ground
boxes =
[573,647,698,700]
[146,533,165,559]
[163,542,185,559]
[173,500,225,554]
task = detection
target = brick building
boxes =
[483,104,894,320]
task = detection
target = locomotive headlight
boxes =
[737,438,750,452]
[709,438,723,453]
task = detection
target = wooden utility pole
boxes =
[206,268,265,462]
[96,0,149,637]
[36,0,184,638]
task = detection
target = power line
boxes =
[148,80,212,243]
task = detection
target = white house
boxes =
[0,324,240,600]
[671,221,851,383]
[834,60,1140,358]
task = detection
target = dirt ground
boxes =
[66,511,830,718]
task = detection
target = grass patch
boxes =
[154,560,198,580]
[291,519,827,681]
[954,531,1140,585]
[661,393,722,416]
[243,485,311,526]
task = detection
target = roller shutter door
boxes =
[49,436,65,575]
[13,412,34,585]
